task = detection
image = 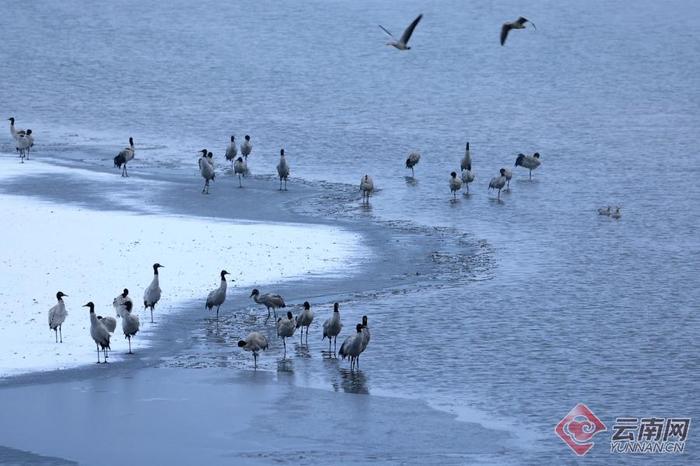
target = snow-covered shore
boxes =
[0,157,365,377]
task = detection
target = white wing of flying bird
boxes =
[380,14,423,50]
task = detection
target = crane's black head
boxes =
[26,129,32,135]
[287,311,293,320]
[83,302,95,311]
[356,323,363,333]
[451,171,457,178]
[533,152,540,158]
[220,270,230,279]
[244,135,250,141]
[237,340,247,347]
[515,153,525,167]
[56,291,67,300]
[97,315,104,320]
[280,148,285,156]
[230,135,235,142]
[237,157,243,162]
[153,263,164,274]
[129,137,134,146]
[362,315,368,326]
[122,288,129,297]
[250,288,259,297]
[8,117,14,123]
[207,152,213,158]
[124,300,133,312]
[500,168,506,176]
[200,149,207,155]
[303,301,310,310]
[334,302,339,312]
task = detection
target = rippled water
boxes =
[2,0,699,463]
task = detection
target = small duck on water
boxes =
[610,207,622,219]
[597,206,611,216]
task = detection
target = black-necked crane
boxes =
[84,302,111,364]
[143,263,163,323]
[322,302,343,354]
[514,152,541,180]
[296,301,314,344]
[238,332,269,368]
[250,289,286,320]
[113,137,135,177]
[48,291,68,343]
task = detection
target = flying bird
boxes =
[379,14,423,50]
[501,17,536,46]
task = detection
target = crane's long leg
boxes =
[59,326,63,343]
[238,175,242,188]
[283,338,287,357]
[216,306,220,320]
[150,307,154,324]
[104,347,109,363]
[128,336,133,354]
[96,344,101,364]
[284,179,287,191]
[253,352,258,369]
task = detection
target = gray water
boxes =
[1,0,699,463]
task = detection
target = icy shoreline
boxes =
[0,157,365,378]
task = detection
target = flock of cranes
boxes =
[45,263,371,369]
[19,10,542,373]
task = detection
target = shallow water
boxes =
[1,0,699,463]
